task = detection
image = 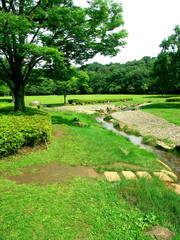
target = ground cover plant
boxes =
[0,107,51,158]
[68,97,133,104]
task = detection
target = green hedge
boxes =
[0,107,51,158]
[68,98,133,104]
[166,97,180,102]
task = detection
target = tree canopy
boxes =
[154,25,180,94]
[0,0,127,111]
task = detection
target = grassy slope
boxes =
[0,111,161,173]
[0,97,180,239]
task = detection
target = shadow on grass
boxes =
[43,103,64,107]
[0,99,12,103]
[0,106,47,116]
[51,116,75,126]
[141,103,180,109]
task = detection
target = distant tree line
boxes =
[80,56,156,94]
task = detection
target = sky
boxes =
[73,0,180,64]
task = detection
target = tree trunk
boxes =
[13,85,25,111]
[64,94,67,105]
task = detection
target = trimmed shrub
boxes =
[68,98,133,104]
[0,107,51,158]
[166,97,180,102]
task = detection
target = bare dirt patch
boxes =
[52,129,64,138]
[7,162,103,186]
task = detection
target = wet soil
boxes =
[7,162,104,186]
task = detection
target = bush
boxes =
[68,98,133,104]
[0,107,51,158]
[166,97,180,102]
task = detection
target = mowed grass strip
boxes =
[1,94,179,107]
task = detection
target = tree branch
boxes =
[27,0,42,15]
[30,28,41,44]
[19,0,25,14]
[8,0,14,12]
[2,0,8,11]
[23,56,43,85]
[0,59,11,78]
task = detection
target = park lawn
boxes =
[141,103,180,126]
[1,94,179,107]
[0,110,180,239]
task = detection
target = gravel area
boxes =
[55,104,116,114]
[50,104,180,146]
[111,110,180,146]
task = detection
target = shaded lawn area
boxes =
[141,103,180,125]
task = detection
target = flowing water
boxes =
[96,117,180,179]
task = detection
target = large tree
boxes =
[0,0,127,111]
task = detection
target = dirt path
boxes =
[111,110,180,146]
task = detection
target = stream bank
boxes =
[96,116,180,180]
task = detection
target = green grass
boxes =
[0,111,162,174]
[0,97,180,239]
[1,94,179,107]
[141,103,180,125]
[118,178,180,239]
[0,178,156,240]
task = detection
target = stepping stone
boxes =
[136,171,152,179]
[161,170,178,181]
[153,172,174,182]
[157,160,172,171]
[145,225,175,239]
[170,183,180,194]
[156,140,173,150]
[104,171,121,182]
[121,171,137,180]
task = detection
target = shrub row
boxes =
[68,98,133,104]
[0,107,51,158]
[166,97,180,102]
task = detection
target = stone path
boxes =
[103,170,180,194]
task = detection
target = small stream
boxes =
[96,117,180,179]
